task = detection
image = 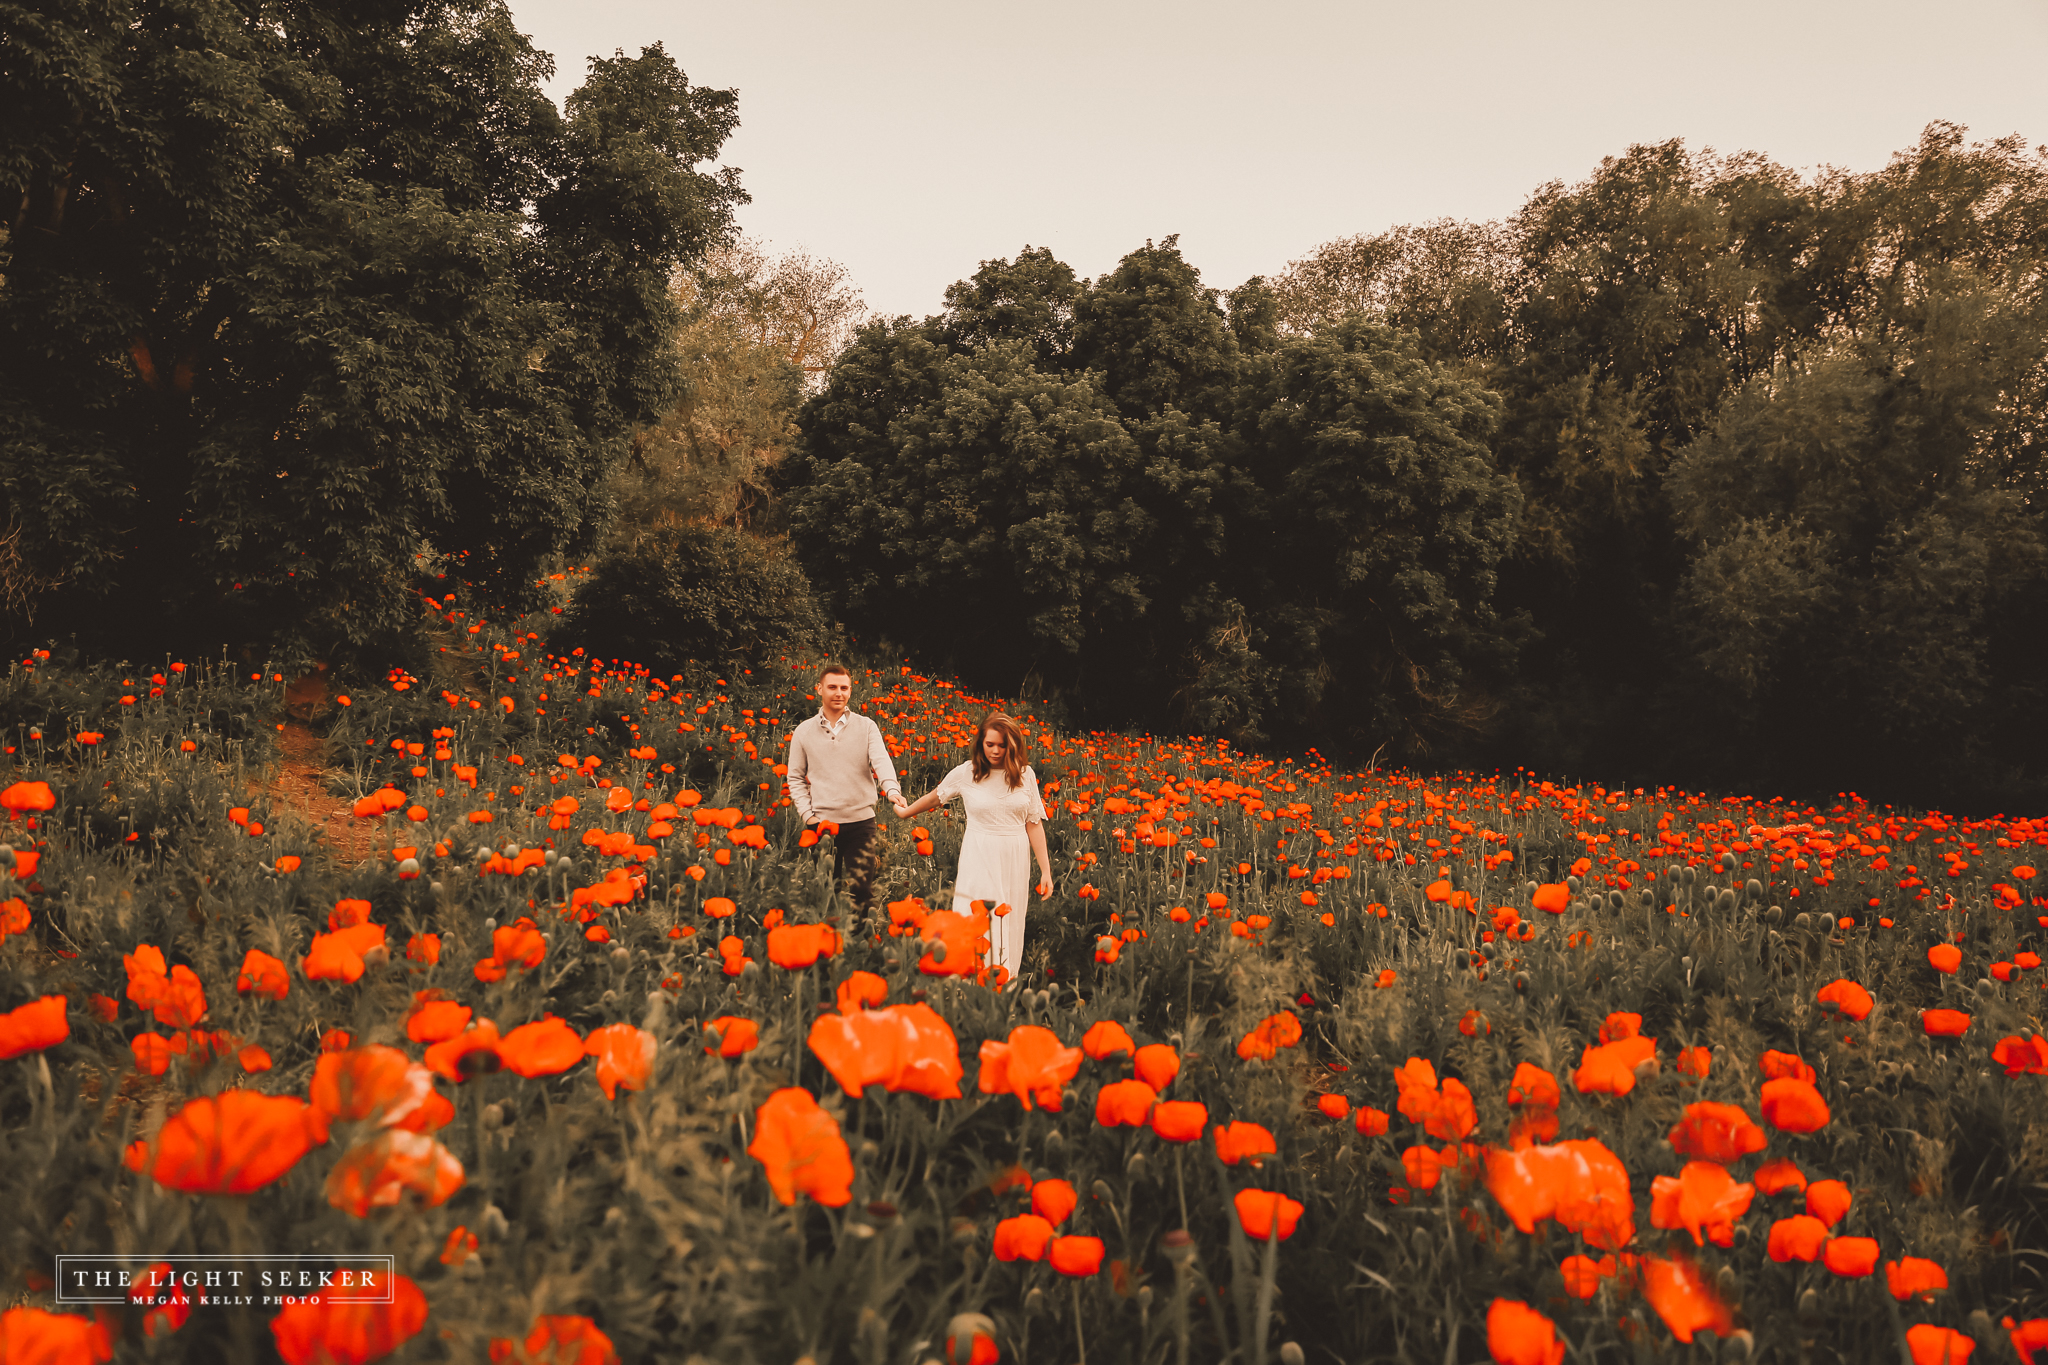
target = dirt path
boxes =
[260,720,379,867]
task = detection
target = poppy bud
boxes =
[481,1203,509,1239]
[1126,1151,1148,1179]
[609,947,630,972]
[1513,973,1529,994]
[361,944,389,971]
[1746,879,1763,901]
[484,918,498,931]
[481,1103,505,1130]
[1160,1230,1195,1265]
[1043,1129,1064,1159]
[1797,1288,1819,1320]
[1280,1345,1305,1365]
[1977,978,1996,998]
[1023,1288,1046,1316]
[1453,950,1469,969]
[1765,905,1783,924]
[1091,1178,1114,1205]
[948,1217,977,1245]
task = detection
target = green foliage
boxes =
[560,524,826,675]
[0,3,744,660]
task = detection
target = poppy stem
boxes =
[1250,1225,1277,1365]
[1176,1147,1189,1230]
[1072,1277,1086,1365]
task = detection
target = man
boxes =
[785,662,902,908]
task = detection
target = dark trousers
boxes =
[823,817,882,910]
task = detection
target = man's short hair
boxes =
[815,662,851,684]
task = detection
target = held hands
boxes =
[890,799,912,818]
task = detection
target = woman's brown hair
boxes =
[970,712,1027,789]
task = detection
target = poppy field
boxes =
[1,594,2047,1365]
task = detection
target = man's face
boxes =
[819,673,852,714]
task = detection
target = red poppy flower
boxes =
[808,1004,963,1100]
[992,1214,1056,1261]
[1134,1043,1180,1091]
[1667,1102,1766,1164]
[1559,1254,1615,1300]
[405,998,473,1044]
[1236,1010,1302,1061]
[1482,1138,1635,1250]
[1824,1236,1879,1277]
[1760,1077,1830,1133]
[1886,1256,1948,1303]
[304,923,387,984]
[1317,1093,1351,1120]
[1402,1144,1443,1191]
[134,1090,317,1194]
[0,1307,115,1364]
[977,1026,1083,1111]
[918,909,989,977]
[1927,943,1962,974]
[308,1045,433,1140]
[835,971,887,1014]
[1574,1035,1657,1096]
[1922,1009,1971,1038]
[1817,978,1874,1020]
[1048,1236,1104,1277]
[1904,1325,1974,1365]
[704,1016,760,1059]
[1354,1105,1391,1137]
[501,1317,619,1365]
[498,1017,585,1077]
[325,1130,464,1217]
[234,950,290,1002]
[1081,1020,1136,1059]
[1806,1179,1851,1228]
[1507,1062,1562,1110]
[748,1087,853,1207]
[766,922,839,970]
[1142,1099,1201,1141]
[1532,884,1570,914]
[1214,1121,1278,1167]
[1759,1050,1816,1083]
[1650,1161,1755,1247]
[1235,1188,1304,1241]
[270,1273,428,1365]
[1486,1298,1566,1365]
[1637,1253,1733,1343]
[1031,1178,1078,1225]
[424,1021,503,1082]
[1095,1078,1157,1127]
[1994,1035,2048,1076]
[1753,1158,1807,1196]
[1599,1012,1641,1042]
[585,1024,657,1099]
[0,994,68,1061]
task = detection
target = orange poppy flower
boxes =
[0,994,67,1061]
[1486,1298,1566,1365]
[1402,1144,1444,1191]
[1215,1121,1279,1167]
[835,971,887,1014]
[2011,1317,2048,1363]
[1559,1254,1615,1299]
[918,909,989,977]
[1048,1235,1104,1277]
[1235,1188,1304,1242]
[1317,1093,1351,1120]
[498,1017,585,1077]
[0,897,27,937]
[491,920,547,970]
[1928,943,1962,973]
[1236,1010,1302,1061]
[1151,1100,1208,1141]
[1674,1046,1711,1079]
[1081,1019,1136,1060]
[1650,1161,1755,1247]
[747,1087,853,1207]
[1134,1043,1180,1091]
[1904,1325,1975,1365]
[308,1045,433,1140]
[946,1314,999,1365]
[585,1024,657,1099]
[1354,1105,1391,1137]
[1574,1035,1657,1096]
[1922,1009,1971,1038]
[1760,1077,1830,1133]
[1824,1236,1879,1277]
[500,1317,619,1365]
[1598,1012,1641,1042]
[1766,1214,1828,1262]
[325,1129,464,1217]
[766,922,839,970]
[704,1016,760,1059]
[1886,1256,1948,1303]
[239,1045,273,1073]
[236,950,290,1001]
[304,923,387,984]
[1032,1178,1078,1224]
[1640,1253,1733,1343]
[133,1090,317,1194]
[1817,978,1874,1020]
[131,1032,173,1075]
[992,1214,1056,1262]
[0,780,57,813]
[1759,1049,1816,1083]
[269,1272,428,1365]
[1532,883,1570,914]
[1482,1139,1636,1250]
[977,1026,1083,1111]
[0,1307,115,1364]
[807,1004,963,1100]
[405,998,473,1044]
[1507,1063,1561,1110]
[1753,1157,1807,1196]
[1667,1102,1765,1164]
[1095,1078,1157,1127]
[406,933,440,966]
[1806,1179,1851,1228]
[328,899,372,930]
[424,1021,504,1082]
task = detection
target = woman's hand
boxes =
[1037,875,1053,899]
[891,799,911,818]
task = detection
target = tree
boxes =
[1269,219,1514,363]
[0,1,743,659]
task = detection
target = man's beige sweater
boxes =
[785,710,903,825]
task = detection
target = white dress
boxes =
[932,762,1042,980]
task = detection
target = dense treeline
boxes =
[0,0,743,662]
[782,125,2048,811]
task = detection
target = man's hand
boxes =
[891,799,911,818]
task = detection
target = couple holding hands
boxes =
[783,662,1052,982]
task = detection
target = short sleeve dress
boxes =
[932,762,1041,979]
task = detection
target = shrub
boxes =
[559,525,826,673]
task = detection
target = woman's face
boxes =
[982,729,1007,766]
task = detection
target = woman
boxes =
[893,711,1052,984]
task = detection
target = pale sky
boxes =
[505,0,2048,320]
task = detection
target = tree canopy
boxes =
[0,0,743,660]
